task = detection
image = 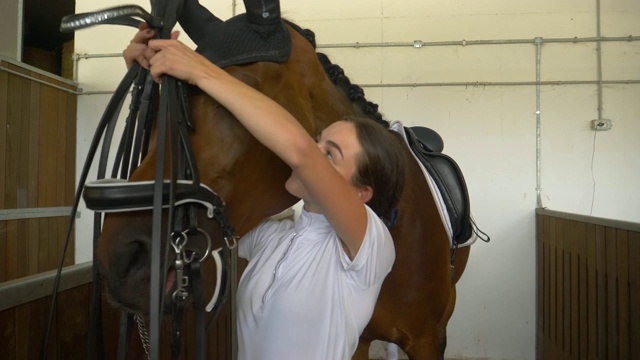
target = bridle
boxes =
[41,2,236,360]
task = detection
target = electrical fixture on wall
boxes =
[591,119,613,131]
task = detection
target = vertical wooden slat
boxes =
[567,220,579,358]
[38,75,55,272]
[549,217,558,358]
[586,223,597,360]
[0,221,6,283]
[0,61,8,211]
[596,225,607,359]
[0,62,8,283]
[536,214,544,359]
[57,285,90,359]
[0,308,16,360]
[616,230,629,360]
[576,221,588,359]
[5,220,18,281]
[5,65,22,281]
[605,227,618,360]
[56,88,68,268]
[629,231,640,360]
[30,296,58,360]
[16,68,32,279]
[37,217,50,273]
[27,73,41,276]
[15,298,30,358]
[542,215,551,360]
[47,85,61,271]
[65,85,77,265]
[17,219,29,278]
[557,218,567,358]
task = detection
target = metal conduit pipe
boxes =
[69,34,639,92]
[76,80,640,96]
[70,35,639,77]
[357,80,640,88]
[596,0,604,120]
[535,37,543,208]
[317,35,638,49]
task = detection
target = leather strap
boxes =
[191,261,206,360]
[117,313,133,360]
[171,298,186,360]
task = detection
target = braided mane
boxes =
[284,20,389,128]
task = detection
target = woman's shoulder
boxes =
[251,216,294,238]
[239,216,295,260]
[363,205,391,237]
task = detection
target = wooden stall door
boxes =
[537,209,640,360]
[0,59,77,283]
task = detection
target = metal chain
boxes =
[134,314,151,359]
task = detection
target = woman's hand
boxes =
[122,23,178,70]
[147,39,211,85]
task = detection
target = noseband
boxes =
[41,3,236,360]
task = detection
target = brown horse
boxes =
[96,22,470,360]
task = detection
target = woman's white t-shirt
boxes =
[236,205,395,360]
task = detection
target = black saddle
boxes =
[405,126,473,247]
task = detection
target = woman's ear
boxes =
[357,186,373,203]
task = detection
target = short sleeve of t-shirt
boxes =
[338,205,395,289]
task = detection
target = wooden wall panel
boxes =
[537,210,640,360]
[0,63,7,284]
[629,231,640,360]
[0,64,7,210]
[0,260,240,359]
[0,60,77,282]
[0,307,16,359]
[0,221,6,283]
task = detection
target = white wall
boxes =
[0,0,22,59]
[73,1,640,359]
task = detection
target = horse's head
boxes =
[96,24,365,313]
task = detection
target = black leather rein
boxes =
[41,3,235,360]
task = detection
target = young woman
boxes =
[124,26,406,360]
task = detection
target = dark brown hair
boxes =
[342,116,407,226]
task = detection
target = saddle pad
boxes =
[180,13,292,68]
[390,121,477,248]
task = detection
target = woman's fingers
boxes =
[130,28,156,45]
[137,22,150,32]
[123,43,153,69]
[148,40,204,84]
[123,23,157,69]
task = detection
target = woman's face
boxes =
[285,120,363,198]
